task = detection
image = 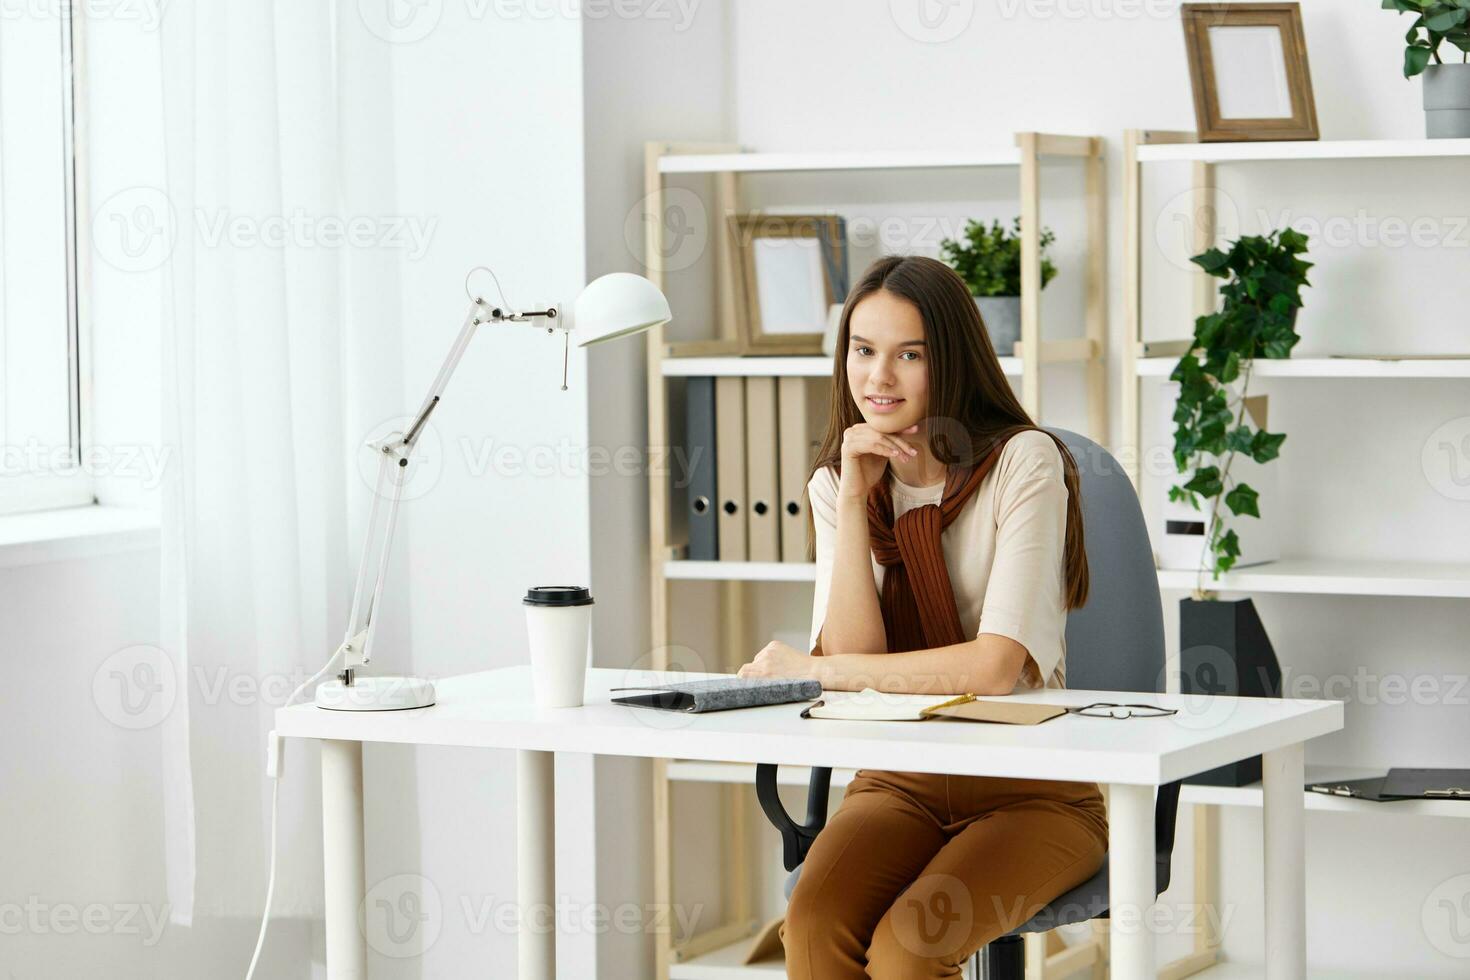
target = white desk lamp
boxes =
[313,268,671,711]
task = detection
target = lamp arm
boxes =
[338,295,562,677]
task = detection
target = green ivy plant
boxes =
[1384,0,1470,76]
[939,217,1057,297]
[1168,229,1311,594]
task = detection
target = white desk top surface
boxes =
[276,666,1343,785]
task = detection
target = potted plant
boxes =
[1385,0,1470,137]
[1168,228,1310,787]
[939,217,1057,355]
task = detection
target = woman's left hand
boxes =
[737,640,815,681]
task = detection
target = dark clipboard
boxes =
[1381,768,1470,800]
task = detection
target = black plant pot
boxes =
[1179,597,1282,787]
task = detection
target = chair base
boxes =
[979,933,1024,979]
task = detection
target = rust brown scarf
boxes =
[865,430,1023,653]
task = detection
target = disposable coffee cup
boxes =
[523,586,594,707]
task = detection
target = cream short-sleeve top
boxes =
[806,429,1070,693]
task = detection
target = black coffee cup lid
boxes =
[523,585,594,607]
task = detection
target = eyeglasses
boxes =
[1066,702,1178,720]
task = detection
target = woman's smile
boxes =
[865,394,906,414]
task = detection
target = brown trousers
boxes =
[780,770,1108,979]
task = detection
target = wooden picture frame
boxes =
[726,212,847,355]
[1181,3,1318,142]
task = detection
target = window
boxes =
[0,5,90,516]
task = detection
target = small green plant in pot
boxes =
[939,217,1057,356]
[1171,229,1308,789]
[1168,228,1311,597]
[1384,0,1470,137]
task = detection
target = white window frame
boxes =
[0,5,94,517]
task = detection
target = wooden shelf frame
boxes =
[643,133,1110,980]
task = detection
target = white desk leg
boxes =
[1263,742,1306,979]
[321,739,367,980]
[1107,783,1155,980]
[518,749,555,980]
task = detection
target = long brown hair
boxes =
[807,254,1089,610]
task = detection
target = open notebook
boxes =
[804,688,1068,726]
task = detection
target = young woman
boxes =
[736,255,1107,977]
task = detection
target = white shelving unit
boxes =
[1135,355,1470,379]
[668,941,787,980]
[666,760,858,787]
[660,354,1024,377]
[663,560,818,583]
[1134,137,1470,163]
[1181,765,1470,820]
[1123,131,1470,979]
[658,147,1027,174]
[1156,558,1470,599]
[644,133,1110,980]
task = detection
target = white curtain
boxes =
[156,0,409,923]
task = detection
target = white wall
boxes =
[722,1,1470,975]
[370,4,597,977]
[581,1,734,975]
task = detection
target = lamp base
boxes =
[314,675,437,711]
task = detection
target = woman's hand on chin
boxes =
[737,640,814,681]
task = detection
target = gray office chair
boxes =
[756,427,1181,979]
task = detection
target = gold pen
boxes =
[920,693,978,716]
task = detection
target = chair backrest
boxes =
[1045,428,1165,696]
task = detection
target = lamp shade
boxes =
[571,272,671,347]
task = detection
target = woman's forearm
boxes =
[811,634,1030,696]
[820,492,888,656]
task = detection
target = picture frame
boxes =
[726,212,848,355]
[1181,3,1319,142]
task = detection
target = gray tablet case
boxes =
[611,677,820,713]
[1381,768,1470,799]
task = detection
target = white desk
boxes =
[275,666,1343,980]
